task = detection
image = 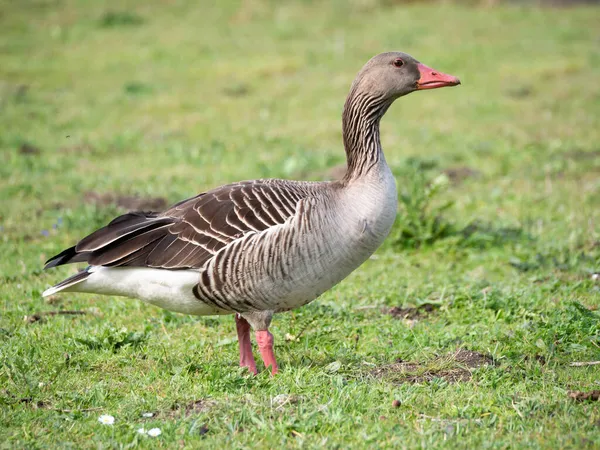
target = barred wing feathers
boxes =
[44,180,319,271]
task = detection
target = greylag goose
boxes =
[43,52,459,375]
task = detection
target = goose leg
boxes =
[241,310,278,375]
[256,330,278,375]
[235,314,257,374]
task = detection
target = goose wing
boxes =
[44,179,318,270]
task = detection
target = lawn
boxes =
[1,0,599,448]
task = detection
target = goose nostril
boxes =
[432,71,437,76]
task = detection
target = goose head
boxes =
[352,51,460,100]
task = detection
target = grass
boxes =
[1,0,599,448]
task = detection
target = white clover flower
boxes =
[142,412,154,418]
[137,428,147,435]
[98,415,115,425]
[147,428,161,437]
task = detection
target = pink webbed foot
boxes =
[256,330,279,375]
[235,315,257,375]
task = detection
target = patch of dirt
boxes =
[524,354,547,365]
[505,85,533,98]
[99,11,144,28]
[223,83,250,97]
[563,149,600,161]
[372,349,493,384]
[25,310,87,324]
[483,0,599,7]
[0,393,50,409]
[387,303,439,320]
[59,143,95,154]
[165,399,216,418]
[10,84,29,101]
[541,0,600,6]
[4,393,104,412]
[19,142,41,155]
[84,191,168,211]
[19,398,49,408]
[568,390,600,402]
[441,166,481,185]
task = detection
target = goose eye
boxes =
[393,58,404,68]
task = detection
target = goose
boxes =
[43,52,460,375]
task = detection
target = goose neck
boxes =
[341,87,392,182]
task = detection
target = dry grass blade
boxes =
[569,361,600,367]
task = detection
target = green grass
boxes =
[1,0,599,448]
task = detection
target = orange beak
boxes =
[416,63,461,90]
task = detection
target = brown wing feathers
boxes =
[44,180,312,271]
[44,212,174,269]
[77,212,169,251]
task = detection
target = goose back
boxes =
[45,179,321,271]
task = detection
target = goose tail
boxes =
[42,269,91,297]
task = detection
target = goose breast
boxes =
[194,164,397,313]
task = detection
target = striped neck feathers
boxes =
[341,83,394,182]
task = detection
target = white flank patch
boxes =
[58,266,229,316]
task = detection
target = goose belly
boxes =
[71,266,229,316]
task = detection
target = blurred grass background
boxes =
[1,0,599,448]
